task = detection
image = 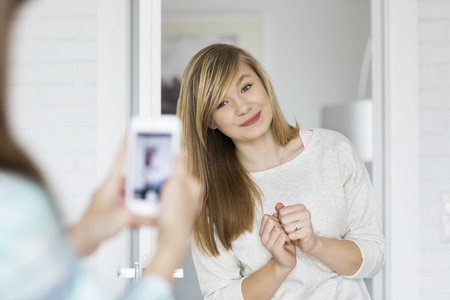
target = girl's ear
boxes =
[208,119,217,130]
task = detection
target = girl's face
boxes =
[210,61,273,144]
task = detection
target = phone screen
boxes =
[130,133,173,203]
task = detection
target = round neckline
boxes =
[250,128,315,175]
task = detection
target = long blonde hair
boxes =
[177,44,299,256]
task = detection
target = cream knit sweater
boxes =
[191,128,385,300]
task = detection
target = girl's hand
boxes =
[259,214,296,272]
[275,202,318,255]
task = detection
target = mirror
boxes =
[161,1,373,298]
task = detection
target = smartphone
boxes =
[125,115,182,217]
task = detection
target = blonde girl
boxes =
[177,43,385,300]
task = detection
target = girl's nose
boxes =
[235,98,251,116]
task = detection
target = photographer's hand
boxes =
[145,151,202,283]
[68,138,155,256]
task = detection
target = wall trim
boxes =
[138,0,161,117]
[372,0,419,299]
[97,0,132,295]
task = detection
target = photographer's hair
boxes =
[0,0,46,186]
[177,43,299,256]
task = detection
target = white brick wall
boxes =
[419,0,450,299]
[7,0,98,225]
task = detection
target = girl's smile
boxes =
[241,112,261,127]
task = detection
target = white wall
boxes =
[8,0,98,226]
[418,0,450,298]
[162,0,371,129]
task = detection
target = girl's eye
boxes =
[217,101,227,109]
[241,84,251,93]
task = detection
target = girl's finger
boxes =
[275,202,285,213]
[260,214,271,236]
[266,225,285,249]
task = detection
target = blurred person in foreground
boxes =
[0,1,202,299]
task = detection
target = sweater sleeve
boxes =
[336,137,385,279]
[191,240,244,300]
[0,173,175,300]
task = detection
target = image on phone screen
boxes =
[131,133,173,203]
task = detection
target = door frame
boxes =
[97,0,132,295]
[371,0,419,299]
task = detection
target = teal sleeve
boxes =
[0,172,173,300]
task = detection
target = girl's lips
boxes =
[241,112,261,127]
